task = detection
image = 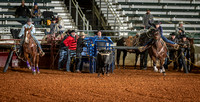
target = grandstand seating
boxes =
[0,0,77,41]
[95,0,200,37]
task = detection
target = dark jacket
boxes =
[76,38,86,53]
[15,5,31,17]
[59,35,69,50]
[179,39,190,49]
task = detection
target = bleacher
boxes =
[95,0,200,38]
[0,0,77,41]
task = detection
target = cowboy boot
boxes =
[38,48,45,57]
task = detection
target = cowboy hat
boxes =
[27,18,32,22]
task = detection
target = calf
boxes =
[97,50,113,76]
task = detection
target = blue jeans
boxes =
[66,50,76,72]
[76,53,82,71]
[58,49,68,70]
[144,35,175,46]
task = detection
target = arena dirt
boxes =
[0,67,200,102]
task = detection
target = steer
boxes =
[97,50,113,76]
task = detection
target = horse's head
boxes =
[150,29,160,40]
[24,27,32,43]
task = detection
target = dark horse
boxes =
[148,29,168,75]
[23,27,40,75]
[116,30,152,69]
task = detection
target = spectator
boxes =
[57,16,65,34]
[31,2,41,25]
[164,32,179,70]
[76,32,87,73]
[178,34,190,73]
[63,30,78,72]
[50,17,58,34]
[176,21,185,39]
[143,9,154,29]
[58,30,71,70]
[15,0,31,24]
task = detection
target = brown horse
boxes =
[23,27,40,75]
[148,29,168,75]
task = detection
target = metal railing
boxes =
[68,0,93,31]
[93,4,108,30]
[103,0,125,32]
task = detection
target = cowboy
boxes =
[75,32,87,73]
[164,32,179,70]
[57,30,71,70]
[18,18,45,57]
[143,9,154,29]
[63,30,78,72]
[139,21,178,51]
[178,34,190,73]
[176,21,185,39]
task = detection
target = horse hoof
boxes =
[154,69,158,72]
[106,73,110,76]
[37,71,40,74]
[28,67,31,70]
[153,66,158,72]
[32,72,36,75]
[163,72,166,76]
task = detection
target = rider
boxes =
[18,18,45,57]
[139,21,178,51]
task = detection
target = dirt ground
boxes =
[0,67,200,102]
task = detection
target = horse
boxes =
[116,37,127,69]
[23,27,40,75]
[116,30,152,70]
[148,29,168,75]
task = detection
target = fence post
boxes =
[76,1,78,27]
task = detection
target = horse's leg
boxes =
[26,61,31,69]
[152,57,158,72]
[24,53,33,73]
[140,52,144,70]
[123,50,127,69]
[31,53,37,75]
[134,51,139,69]
[160,58,166,76]
[36,54,40,74]
[116,49,121,69]
[143,50,148,70]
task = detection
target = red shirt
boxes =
[63,36,78,50]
